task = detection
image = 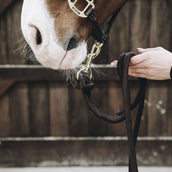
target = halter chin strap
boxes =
[68,0,128,79]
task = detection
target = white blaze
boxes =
[21,0,87,69]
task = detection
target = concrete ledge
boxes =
[0,137,171,167]
[0,167,172,172]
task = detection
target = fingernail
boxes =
[111,61,117,66]
[137,48,144,52]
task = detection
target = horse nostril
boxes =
[36,28,42,45]
[67,36,78,51]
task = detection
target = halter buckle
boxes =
[77,41,103,80]
[68,0,95,18]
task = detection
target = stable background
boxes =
[0,0,172,168]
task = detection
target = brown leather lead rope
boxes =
[76,52,147,172]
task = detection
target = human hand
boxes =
[111,47,172,80]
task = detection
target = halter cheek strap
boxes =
[68,0,128,79]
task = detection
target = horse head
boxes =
[21,0,127,69]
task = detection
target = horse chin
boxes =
[34,42,87,70]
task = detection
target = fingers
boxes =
[111,60,117,67]
[129,68,147,78]
[137,47,164,53]
[111,54,147,67]
[129,73,147,79]
[129,68,146,75]
[111,59,148,79]
[130,53,146,65]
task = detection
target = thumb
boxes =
[111,60,117,67]
[137,47,163,53]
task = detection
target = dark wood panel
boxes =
[0,80,14,97]
[108,1,130,136]
[29,83,50,136]
[68,88,88,136]
[0,65,119,82]
[148,0,171,136]
[129,0,151,136]
[147,81,169,136]
[129,0,151,52]
[9,83,29,136]
[167,82,172,135]
[0,15,8,64]
[0,95,10,137]
[0,0,171,138]
[0,0,15,15]
[49,83,69,136]
[108,82,126,136]
[5,0,24,64]
[109,1,130,61]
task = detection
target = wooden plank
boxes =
[0,137,171,167]
[9,83,30,137]
[129,0,151,136]
[68,88,88,136]
[147,81,168,136]
[0,95,10,137]
[0,80,15,97]
[108,1,130,136]
[5,0,24,64]
[166,0,172,136]
[167,82,172,135]
[129,0,151,52]
[49,83,69,136]
[0,65,119,81]
[109,1,130,61]
[108,82,126,136]
[0,0,15,15]
[148,0,171,136]
[0,15,8,64]
[29,83,50,136]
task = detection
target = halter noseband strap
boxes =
[68,0,127,79]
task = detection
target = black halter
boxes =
[67,1,147,172]
[86,4,125,44]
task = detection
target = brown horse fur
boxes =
[46,0,127,45]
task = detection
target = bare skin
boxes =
[111,47,172,80]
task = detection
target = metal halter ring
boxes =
[68,0,95,18]
[77,41,103,80]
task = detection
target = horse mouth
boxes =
[59,51,68,69]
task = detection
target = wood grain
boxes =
[9,83,29,136]
[49,83,69,136]
[0,95,10,136]
[68,88,88,136]
[148,0,171,136]
[0,0,15,15]
[0,0,171,137]
[29,83,50,136]
[129,0,151,136]
[108,1,130,136]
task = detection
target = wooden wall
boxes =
[0,0,172,137]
